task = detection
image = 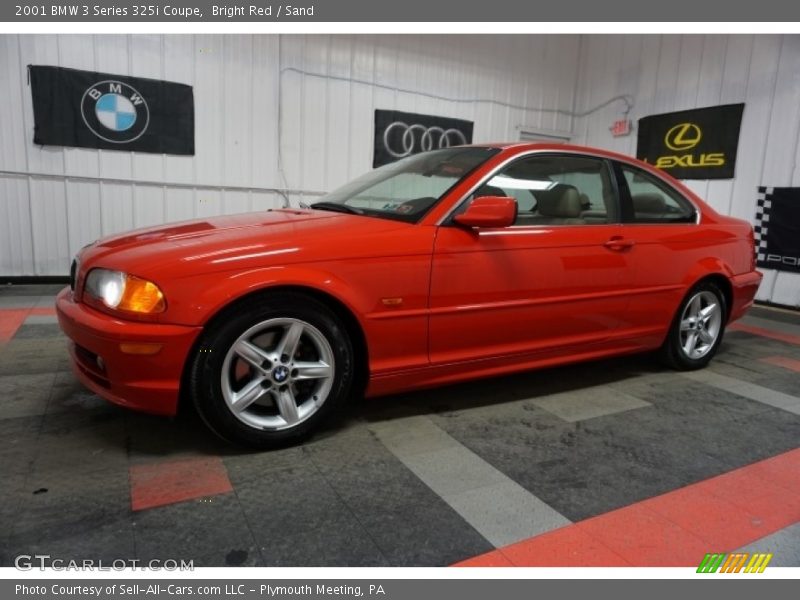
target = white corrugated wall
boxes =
[0,34,580,277]
[2,33,798,307]
[572,34,800,307]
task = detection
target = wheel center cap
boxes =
[272,365,290,383]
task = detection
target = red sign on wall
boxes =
[610,119,632,137]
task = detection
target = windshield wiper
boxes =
[309,202,364,216]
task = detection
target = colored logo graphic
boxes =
[664,122,702,151]
[81,80,149,144]
[697,552,773,573]
[95,93,137,131]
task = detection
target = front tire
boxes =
[188,292,355,448]
[659,281,727,370]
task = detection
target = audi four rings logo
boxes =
[81,80,150,144]
[383,121,468,158]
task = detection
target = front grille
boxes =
[69,259,77,290]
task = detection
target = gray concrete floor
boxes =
[1,284,798,567]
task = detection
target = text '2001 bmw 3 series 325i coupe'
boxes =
[57,144,763,447]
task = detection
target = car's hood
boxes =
[78,208,425,279]
[95,208,335,250]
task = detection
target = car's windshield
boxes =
[312,147,500,223]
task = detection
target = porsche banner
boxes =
[636,103,744,180]
[373,110,473,167]
[29,65,194,155]
[754,187,800,273]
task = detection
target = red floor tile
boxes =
[29,307,57,317]
[692,467,800,533]
[129,456,233,511]
[0,309,30,342]
[640,485,766,550]
[576,503,709,566]
[746,450,800,497]
[760,355,800,373]
[452,448,800,567]
[454,550,515,567]
[500,524,630,567]
[729,323,800,346]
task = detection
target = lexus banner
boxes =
[373,110,473,167]
[636,103,744,180]
[29,65,194,155]
[754,187,800,273]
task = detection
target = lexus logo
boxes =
[664,123,702,151]
[81,80,150,144]
[383,121,467,159]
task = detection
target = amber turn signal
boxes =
[119,343,163,355]
[117,275,166,313]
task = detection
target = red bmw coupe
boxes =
[57,144,762,447]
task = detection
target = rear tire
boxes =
[188,292,354,448]
[659,280,727,370]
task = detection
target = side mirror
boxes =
[453,196,517,229]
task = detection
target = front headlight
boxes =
[84,269,166,314]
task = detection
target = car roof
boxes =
[467,142,640,164]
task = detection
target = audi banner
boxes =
[373,109,473,167]
[636,103,744,180]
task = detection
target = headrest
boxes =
[538,185,582,218]
[632,193,666,213]
[579,193,591,210]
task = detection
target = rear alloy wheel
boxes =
[660,281,726,370]
[189,293,354,448]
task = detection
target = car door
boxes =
[428,153,635,365]
[612,161,704,346]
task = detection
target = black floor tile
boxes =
[357,501,492,566]
[13,324,63,340]
[133,493,257,563]
[0,284,65,297]
[750,305,800,326]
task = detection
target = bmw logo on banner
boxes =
[374,109,473,167]
[28,65,194,155]
[81,80,150,144]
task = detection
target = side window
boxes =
[620,165,696,224]
[470,155,617,226]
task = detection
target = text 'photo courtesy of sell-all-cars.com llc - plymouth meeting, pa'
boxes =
[56,143,762,448]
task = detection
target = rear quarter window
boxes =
[621,164,696,224]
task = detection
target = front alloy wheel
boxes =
[221,318,334,431]
[189,292,354,448]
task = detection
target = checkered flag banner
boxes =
[754,186,800,273]
[754,187,771,263]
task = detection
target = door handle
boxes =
[603,236,635,251]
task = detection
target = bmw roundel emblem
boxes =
[81,80,149,144]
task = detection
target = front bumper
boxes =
[56,287,202,416]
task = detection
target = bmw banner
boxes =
[373,109,473,167]
[636,103,744,180]
[28,65,194,155]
